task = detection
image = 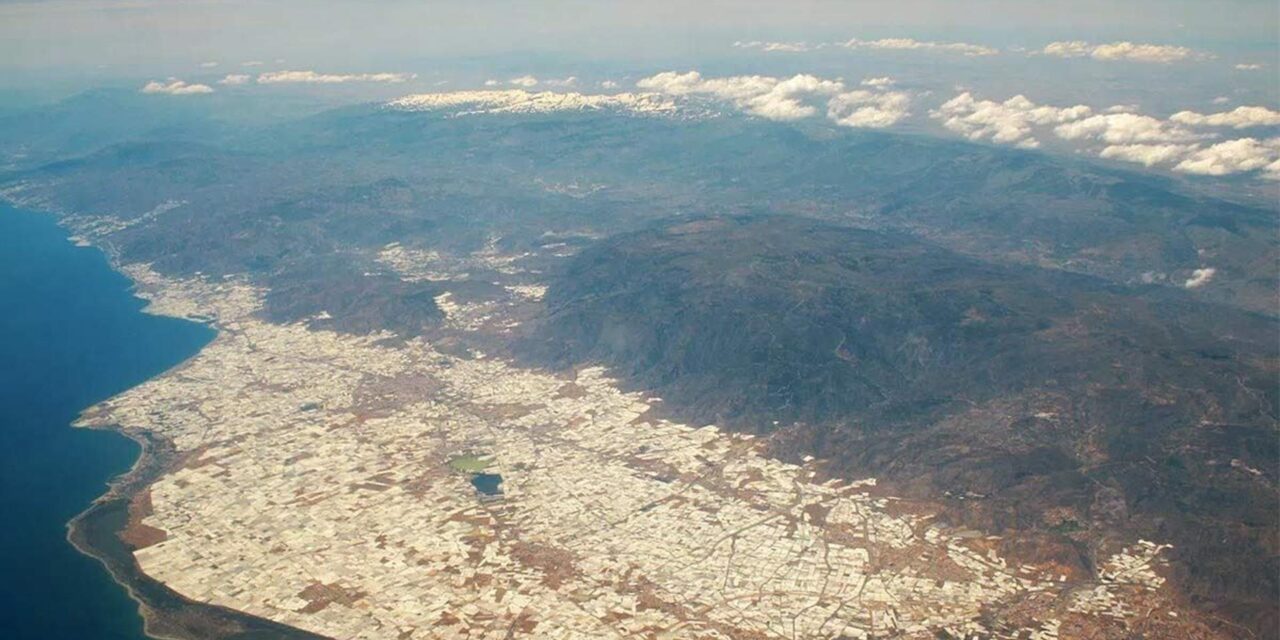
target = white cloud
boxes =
[1104,104,1140,114]
[1173,138,1280,177]
[483,79,500,87]
[1234,63,1264,70]
[637,71,774,101]
[241,60,264,67]
[636,70,910,128]
[140,78,214,95]
[387,89,678,116]
[839,37,997,56]
[218,74,250,85]
[1212,96,1231,105]
[1184,267,1216,288]
[637,71,824,120]
[600,80,619,89]
[1041,41,1206,63]
[734,37,997,56]
[746,74,846,120]
[199,61,219,68]
[861,76,896,87]
[930,92,1091,148]
[934,90,1280,180]
[1054,113,1204,145]
[545,76,578,88]
[257,70,416,84]
[733,40,815,53]
[1169,106,1280,129]
[1098,143,1196,166]
[509,75,539,88]
[827,90,911,128]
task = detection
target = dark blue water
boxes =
[0,205,213,640]
[470,473,503,496]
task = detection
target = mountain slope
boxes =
[528,214,1280,636]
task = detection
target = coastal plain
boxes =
[67,261,1206,640]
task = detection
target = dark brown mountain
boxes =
[528,214,1280,637]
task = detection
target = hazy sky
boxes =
[1,0,1277,72]
[2,0,1277,185]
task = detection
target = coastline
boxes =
[0,201,324,640]
[65,425,328,640]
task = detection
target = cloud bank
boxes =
[1040,41,1207,63]
[931,93,1091,149]
[932,90,1280,179]
[636,70,910,127]
[1173,138,1280,177]
[1169,106,1280,129]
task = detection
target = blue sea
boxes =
[0,205,212,639]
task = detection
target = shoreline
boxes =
[65,425,329,640]
[0,202,329,640]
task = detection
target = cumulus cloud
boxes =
[933,90,1280,179]
[508,75,539,87]
[545,76,578,88]
[1040,41,1206,63]
[839,37,997,56]
[241,60,264,67]
[637,71,771,100]
[1053,112,1205,145]
[1212,96,1231,105]
[1104,104,1140,114]
[1169,106,1280,129]
[140,78,214,95]
[827,90,911,128]
[1173,138,1280,177]
[636,70,909,127]
[600,80,619,89]
[257,70,416,84]
[637,71,834,120]
[483,79,500,87]
[1234,63,1264,70]
[1184,267,1216,288]
[199,61,219,68]
[861,76,896,87]
[930,92,1091,148]
[1098,143,1197,166]
[218,74,250,85]
[749,74,848,120]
